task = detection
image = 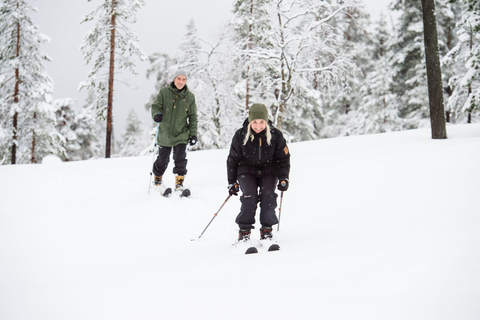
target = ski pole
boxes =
[277,190,285,232]
[193,194,232,240]
[148,123,160,194]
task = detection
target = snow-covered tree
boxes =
[0,0,62,164]
[389,0,430,125]
[317,1,373,137]
[436,0,462,123]
[352,13,404,135]
[226,0,360,141]
[389,0,460,128]
[23,95,66,163]
[79,0,146,158]
[75,91,104,160]
[118,108,151,157]
[442,0,480,122]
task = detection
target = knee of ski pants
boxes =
[240,193,259,210]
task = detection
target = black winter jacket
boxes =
[227,119,290,184]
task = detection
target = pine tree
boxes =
[75,91,103,160]
[389,0,460,127]
[352,13,404,135]
[79,0,146,158]
[118,108,147,157]
[442,0,480,122]
[230,0,273,111]
[0,0,62,164]
[389,0,429,124]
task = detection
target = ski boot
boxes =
[238,229,251,242]
[154,175,163,186]
[153,175,171,197]
[175,175,185,191]
[237,229,257,254]
[260,226,280,251]
[260,226,273,240]
[175,175,191,197]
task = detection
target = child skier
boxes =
[226,103,290,242]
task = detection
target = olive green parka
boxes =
[151,82,198,147]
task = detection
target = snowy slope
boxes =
[1,124,480,320]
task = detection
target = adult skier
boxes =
[226,103,290,242]
[151,69,198,193]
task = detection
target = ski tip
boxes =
[162,188,172,197]
[180,189,191,198]
[245,247,258,254]
[268,244,280,252]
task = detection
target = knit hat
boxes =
[173,69,187,80]
[249,103,269,122]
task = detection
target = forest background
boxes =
[0,0,479,163]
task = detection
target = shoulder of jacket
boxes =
[160,86,172,94]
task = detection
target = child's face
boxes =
[251,119,266,133]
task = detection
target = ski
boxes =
[179,188,191,198]
[162,187,172,197]
[156,186,190,198]
[259,239,280,252]
[245,246,258,254]
[233,239,259,254]
[151,183,172,198]
[233,240,279,254]
[267,243,280,251]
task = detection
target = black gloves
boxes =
[228,183,240,196]
[154,113,163,123]
[277,179,289,191]
[189,136,197,146]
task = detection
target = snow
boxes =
[1,124,480,320]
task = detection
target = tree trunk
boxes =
[421,0,447,139]
[105,0,117,158]
[11,20,20,164]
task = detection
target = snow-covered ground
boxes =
[1,124,480,320]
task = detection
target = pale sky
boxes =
[28,0,392,140]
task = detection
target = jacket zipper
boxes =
[259,137,262,162]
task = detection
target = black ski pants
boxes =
[152,144,187,177]
[235,174,278,230]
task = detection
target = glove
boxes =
[154,113,163,123]
[228,183,240,196]
[189,136,197,146]
[277,179,289,191]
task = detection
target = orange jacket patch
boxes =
[284,146,289,155]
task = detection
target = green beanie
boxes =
[249,103,269,122]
